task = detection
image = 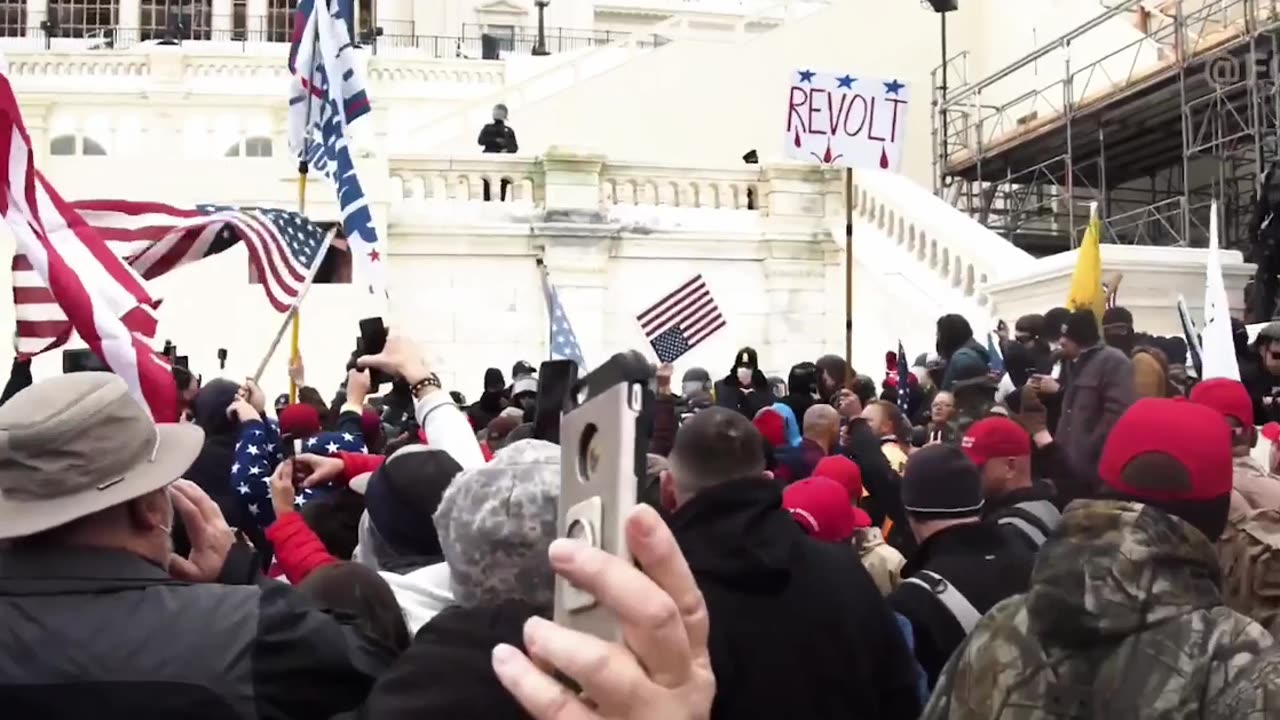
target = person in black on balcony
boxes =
[479,104,518,202]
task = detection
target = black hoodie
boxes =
[669,479,922,720]
[180,379,270,560]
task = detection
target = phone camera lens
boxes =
[566,518,594,546]
[576,423,599,483]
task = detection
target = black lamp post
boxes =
[532,0,550,56]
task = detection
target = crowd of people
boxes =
[7,301,1280,718]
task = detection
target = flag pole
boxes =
[536,257,553,361]
[253,228,336,385]
[290,23,321,405]
[844,167,854,369]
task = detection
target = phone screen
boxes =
[534,360,578,445]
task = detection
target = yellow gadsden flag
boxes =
[1066,203,1106,323]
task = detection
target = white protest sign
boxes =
[784,70,910,172]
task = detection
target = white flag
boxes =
[1201,200,1240,381]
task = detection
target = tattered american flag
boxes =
[14,202,329,356]
[636,274,725,364]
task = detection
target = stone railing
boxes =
[388,149,800,215]
[3,47,504,97]
[848,167,1035,309]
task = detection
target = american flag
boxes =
[636,274,725,364]
[539,263,586,368]
[0,72,178,420]
[14,202,329,357]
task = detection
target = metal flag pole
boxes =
[844,167,854,369]
[290,17,322,404]
[254,228,337,385]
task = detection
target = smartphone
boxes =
[533,359,578,445]
[357,317,392,390]
[62,349,109,374]
[555,350,652,642]
[279,433,303,486]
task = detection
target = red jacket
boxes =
[265,512,337,584]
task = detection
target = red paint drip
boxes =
[793,128,802,148]
[822,139,834,164]
[879,146,890,169]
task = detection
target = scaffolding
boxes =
[934,0,1280,254]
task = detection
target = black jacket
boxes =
[669,478,922,720]
[362,600,541,719]
[713,372,776,419]
[477,121,518,153]
[0,547,393,719]
[888,521,1034,687]
[841,418,915,558]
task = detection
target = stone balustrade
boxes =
[3,47,505,97]
[388,149,803,215]
[848,167,1035,311]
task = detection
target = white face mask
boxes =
[736,368,753,385]
[683,381,703,395]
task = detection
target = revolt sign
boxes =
[784,69,910,172]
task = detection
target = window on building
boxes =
[224,136,273,157]
[47,0,118,38]
[230,0,248,40]
[357,0,374,37]
[49,134,107,156]
[0,1,25,37]
[141,0,212,41]
[265,0,292,42]
[249,237,351,284]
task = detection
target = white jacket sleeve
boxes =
[414,390,486,469]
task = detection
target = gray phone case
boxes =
[554,354,649,642]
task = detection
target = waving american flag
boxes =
[637,274,725,364]
[0,72,178,419]
[13,202,330,357]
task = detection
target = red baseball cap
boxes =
[1189,378,1254,427]
[1099,398,1232,502]
[960,416,1031,467]
[812,455,863,501]
[1263,422,1280,444]
[783,477,858,543]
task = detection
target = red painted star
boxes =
[367,248,380,262]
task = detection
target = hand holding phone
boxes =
[555,351,651,642]
[357,317,393,390]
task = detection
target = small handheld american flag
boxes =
[636,274,725,364]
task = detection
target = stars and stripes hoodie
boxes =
[230,420,367,529]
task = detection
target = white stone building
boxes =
[0,0,1256,400]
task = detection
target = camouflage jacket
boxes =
[921,499,1280,719]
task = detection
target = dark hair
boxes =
[172,365,197,395]
[298,562,411,655]
[670,407,765,494]
[300,489,366,560]
[1043,307,1070,341]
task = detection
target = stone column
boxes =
[211,0,232,34]
[533,146,609,363]
[539,145,605,215]
[118,0,140,36]
[25,0,46,35]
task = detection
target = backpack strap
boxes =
[997,499,1061,548]
[902,570,983,634]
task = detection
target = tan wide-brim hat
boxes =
[0,372,205,540]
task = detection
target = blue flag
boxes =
[540,263,587,369]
